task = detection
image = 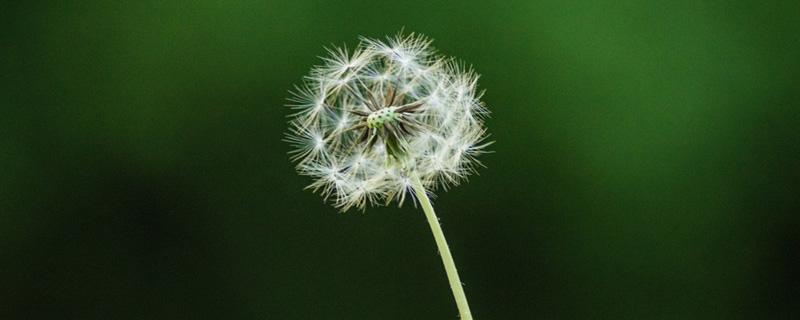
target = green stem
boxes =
[410,175,473,320]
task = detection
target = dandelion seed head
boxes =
[286,32,492,211]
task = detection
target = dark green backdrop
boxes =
[3,1,798,319]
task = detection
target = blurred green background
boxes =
[3,1,799,319]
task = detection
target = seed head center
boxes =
[367,107,399,129]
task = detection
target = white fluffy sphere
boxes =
[286,33,491,211]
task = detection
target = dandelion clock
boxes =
[285,32,491,319]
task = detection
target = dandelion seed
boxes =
[286,32,491,211]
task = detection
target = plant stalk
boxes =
[410,175,473,320]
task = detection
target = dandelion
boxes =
[286,32,491,319]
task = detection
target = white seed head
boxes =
[286,32,492,211]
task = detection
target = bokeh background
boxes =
[3,1,799,319]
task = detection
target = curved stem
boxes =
[410,175,473,319]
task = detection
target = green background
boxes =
[3,1,799,319]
